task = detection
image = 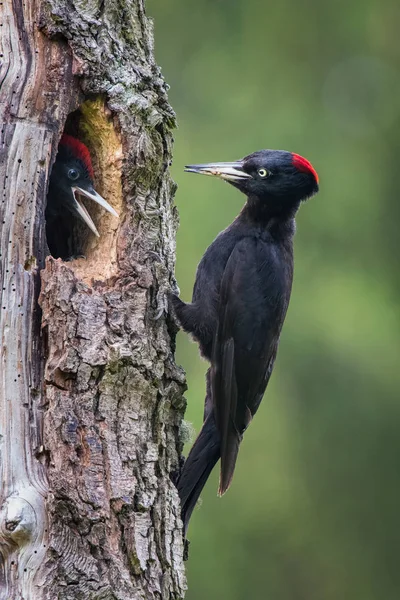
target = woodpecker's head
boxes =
[47,134,118,236]
[185,149,319,206]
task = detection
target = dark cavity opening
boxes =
[45,109,105,261]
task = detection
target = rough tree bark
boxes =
[0,1,187,598]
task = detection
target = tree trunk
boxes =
[0,1,187,598]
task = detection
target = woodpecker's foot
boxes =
[154,290,169,320]
[146,251,176,321]
[168,294,201,336]
[168,292,184,318]
[167,293,186,331]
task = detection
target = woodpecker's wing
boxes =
[211,237,287,495]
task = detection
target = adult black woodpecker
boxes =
[46,134,118,259]
[170,149,319,534]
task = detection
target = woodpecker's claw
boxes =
[146,251,176,320]
[154,287,171,320]
[154,302,166,320]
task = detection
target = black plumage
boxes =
[46,134,118,259]
[170,149,319,534]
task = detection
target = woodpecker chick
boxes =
[171,149,319,534]
[46,134,118,259]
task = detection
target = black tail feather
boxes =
[177,414,220,535]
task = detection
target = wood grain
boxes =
[0,0,75,597]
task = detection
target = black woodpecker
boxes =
[170,149,319,534]
[46,134,118,259]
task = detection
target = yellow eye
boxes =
[258,168,268,178]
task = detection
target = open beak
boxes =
[72,186,119,237]
[184,161,252,182]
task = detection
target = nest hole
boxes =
[45,100,122,282]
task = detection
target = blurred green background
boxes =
[149,2,400,598]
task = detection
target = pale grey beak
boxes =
[72,186,119,237]
[184,161,252,182]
